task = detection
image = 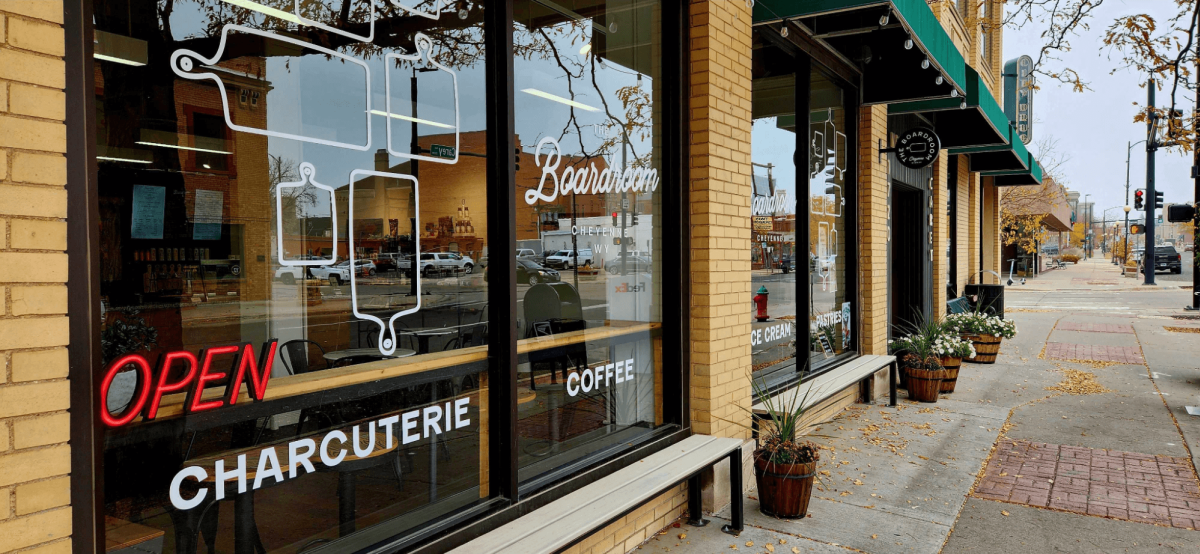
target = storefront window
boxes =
[808,70,851,364]
[512,0,667,481]
[95,1,490,550]
[750,60,798,378]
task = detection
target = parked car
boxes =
[607,256,653,275]
[1144,245,1183,274]
[513,258,560,285]
[415,252,474,276]
[545,248,594,269]
[309,259,376,285]
[274,266,307,284]
[374,253,402,272]
[777,255,793,274]
[310,261,352,285]
[516,248,539,260]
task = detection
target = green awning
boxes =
[888,67,1009,148]
[952,125,1032,173]
[982,155,1044,186]
[753,0,967,104]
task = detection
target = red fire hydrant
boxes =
[753,286,770,322]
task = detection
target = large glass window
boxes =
[512,0,668,482]
[750,44,799,378]
[808,70,851,364]
[96,1,491,551]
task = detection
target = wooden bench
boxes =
[752,355,899,416]
[448,435,745,554]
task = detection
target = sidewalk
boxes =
[1015,256,1189,292]
[639,305,1200,553]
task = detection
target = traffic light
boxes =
[612,212,619,226]
[1154,191,1164,209]
[1134,189,1144,210]
[631,214,639,225]
[1167,204,1196,222]
[1130,223,1146,235]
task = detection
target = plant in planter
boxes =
[889,317,949,402]
[930,333,974,393]
[749,381,823,519]
[946,313,1016,364]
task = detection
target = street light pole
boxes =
[1125,140,1145,267]
[1145,75,1158,286]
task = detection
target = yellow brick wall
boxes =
[688,0,752,442]
[955,156,973,294]
[857,104,889,355]
[931,153,949,320]
[981,178,1002,283]
[0,1,73,553]
[561,484,688,554]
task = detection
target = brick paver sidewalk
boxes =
[974,440,1200,529]
[1057,322,1135,334]
[1044,342,1144,364]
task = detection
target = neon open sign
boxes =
[99,340,279,427]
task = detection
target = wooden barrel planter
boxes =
[939,356,962,393]
[754,457,816,519]
[905,367,946,403]
[964,334,1001,364]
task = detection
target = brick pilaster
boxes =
[857,104,889,355]
[0,1,72,552]
[931,152,950,319]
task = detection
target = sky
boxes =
[1004,0,1196,224]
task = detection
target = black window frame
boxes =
[65,1,691,552]
[751,29,862,395]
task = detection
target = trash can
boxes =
[964,283,1005,319]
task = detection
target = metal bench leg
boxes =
[889,360,898,407]
[721,448,743,536]
[686,473,708,526]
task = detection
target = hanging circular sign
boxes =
[894,128,941,170]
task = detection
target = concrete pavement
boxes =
[637,259,1200,553]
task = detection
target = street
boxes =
[641,257,1200,553]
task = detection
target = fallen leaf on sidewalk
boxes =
[871,534,878,539]
[791,548,800,554]
[678,533,686,539]
[765,544,775,552]
[745,541,754,547]
[1001,510,1010,516]
[854,479,864,485]
[1046,368,1112,395]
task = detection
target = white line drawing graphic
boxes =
[385,33,459,164]
[348,169,420,356]
[276,162,338,267]
[170,25,373,151]
[294,0,376,43]
[389,0,455,20]
[809,112,844,218]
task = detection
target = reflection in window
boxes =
[809,70,850,364]
[95,1,491,551]
[512,0,668,482]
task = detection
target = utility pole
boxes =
[1145,76,1158,286]
[1191,39,1200,309]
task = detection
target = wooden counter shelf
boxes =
[134,321,660,425]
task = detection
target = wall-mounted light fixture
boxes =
[94,30,148,66]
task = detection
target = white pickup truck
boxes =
[400,252,475,276]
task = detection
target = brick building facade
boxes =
[0,1,1034,553]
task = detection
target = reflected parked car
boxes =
[517,258,560,285]
[777,255,793,274]
[606,256,652,275]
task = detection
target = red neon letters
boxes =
[99,340,279,427]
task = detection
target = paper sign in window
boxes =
[131,185,166,240]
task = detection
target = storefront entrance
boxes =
[890,181,930,334]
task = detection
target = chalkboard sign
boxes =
[817,333,834,357]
